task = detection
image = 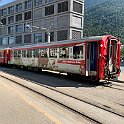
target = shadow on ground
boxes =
[0,66,109,88]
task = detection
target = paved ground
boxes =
[0,66,124,124]
[0,77,55,124]
[0,76,91,124]
[119,66,124,81]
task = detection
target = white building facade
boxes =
[0,0,84,47]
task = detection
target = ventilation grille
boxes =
[73,2,82,14]
[72,30,81,39]
[15,35,22,44]
[24,34,31,43]
[57,30,68,41]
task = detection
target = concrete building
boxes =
[0,0,84,47]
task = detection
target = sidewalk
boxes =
[119,74,124,82]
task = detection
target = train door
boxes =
[86,42,98,76]
[107,40,118,73]
[5,49,10,64]
[5,50,8,64]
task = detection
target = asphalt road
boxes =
[0,75,91,124]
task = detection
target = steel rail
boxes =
[0,71,124,122]
[0,74,101,124]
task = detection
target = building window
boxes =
[1,18,6,25]
[8,16,14,24]
[24,11,31,20]
[8,6,14,14]
[34,0,42,6]
[34,33,42,43]
[57,30,68,41]
[1,37,7,45]
[45,0,48,3]
[24,22,32,32]
[73,2,82,14]
[58,1,68,13]
[45,0,54,4]
[8,26,14,34]
[72,30,81,39]
[45,5,54,16]
[8,36,14,44]
[16,24,23,33]
[45,32,54,42]
[33,8,42,19]
[15,35,22,44]
[25,0,32,9]
[1,9,7,16]
[24,34,31,43]
[16,14,22,22]
[16,3,23,12]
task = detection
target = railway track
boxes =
[0,71,124,124]
[103,80,124,91]
[0,73,100,124]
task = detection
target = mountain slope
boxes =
[84,0,124,43]
[85,0,108,8]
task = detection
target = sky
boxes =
[0,0,14,6]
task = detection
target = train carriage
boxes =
[0,49,5,64]
[0,35,121,82]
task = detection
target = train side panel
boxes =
[98,39,105,79]
[0,50,5,64]
[99,36,121,80]
[5,35,121,81]
[116,40,121,76]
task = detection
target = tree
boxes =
[121,45,124,60]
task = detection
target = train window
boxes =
[49,48,57,58]
[10,50,14,57]
[14,50,18,58]
[27,50,32,58]
[59,47,69,58]
[109,45,113,64]
[110,45,113,59]
[18,50,21,58]
[73,46,83,59]
[22,50,27,57]
[39,49,47,58]
[33,49,39,58]
[0,52,3,57]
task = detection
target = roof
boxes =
[0,35,117,50]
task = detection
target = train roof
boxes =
[0,35,117,50]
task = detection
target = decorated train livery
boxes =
[0,35,121,82]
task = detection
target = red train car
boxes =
[0,49,5,64]
[0,35,121,82]
[0,48,11,65]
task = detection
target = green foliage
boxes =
[121,46,124,58]
[84,0,124,44]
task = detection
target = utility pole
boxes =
[26,23,53,43]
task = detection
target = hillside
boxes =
[85,0,108,8]
[84,0,124,43]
